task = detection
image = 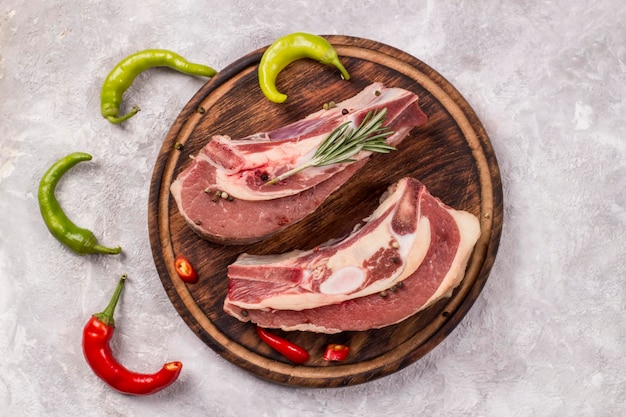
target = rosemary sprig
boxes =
[266,108,395,185]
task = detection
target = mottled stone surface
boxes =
[0,1,624,416]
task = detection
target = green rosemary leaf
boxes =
[315,122,351,156]
[266,108,394,185]
[317,157,358,167]
[363,143,396,153]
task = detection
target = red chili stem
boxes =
[82,274,182,395]
[256,326,309,364]
[93,274,126,327]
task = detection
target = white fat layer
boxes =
[420,209,481,310]
[233,250,308,266]
[276,322,343,334]
[326,224,394,269]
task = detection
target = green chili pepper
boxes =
[258,32,351,103]
[38,152,121,255]
[101,49,217,124]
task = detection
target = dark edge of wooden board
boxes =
[148,35,503,388]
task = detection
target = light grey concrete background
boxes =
[1,1,624,416]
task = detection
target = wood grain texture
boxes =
[148,35,503,388]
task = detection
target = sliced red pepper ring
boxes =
[323,344,350,361]
[174,255,198,283]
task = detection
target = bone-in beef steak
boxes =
[224,177,433,311]
[205,83,427,201]
[223,178,480,333]
[170,83,427,244]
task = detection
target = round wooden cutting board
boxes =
[148,35,503,388]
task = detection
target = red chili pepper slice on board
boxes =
[256,326,310,364]
[174,255,198,283]
[323,344,350,361]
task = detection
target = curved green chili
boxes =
[258,32,351,103]
[38,152,121,255]
[101,49,217,124]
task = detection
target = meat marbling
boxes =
[225,177,432,311]
[206,83,427,201]
[170,83,427,244]
[223,178,481,333]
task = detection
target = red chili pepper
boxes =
[256,326,310,364]
[82,274,182,395]
[174,254,198,283]
[323,344,350,361]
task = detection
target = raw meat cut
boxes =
[225,177,433,311]
[223,178,481,333]
[205,83,428,201]
[170,158,368,244]
[171,83,428,244]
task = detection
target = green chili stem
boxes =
[106,105,140,125]
[329,58,350,81]
[92,244,123,255]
